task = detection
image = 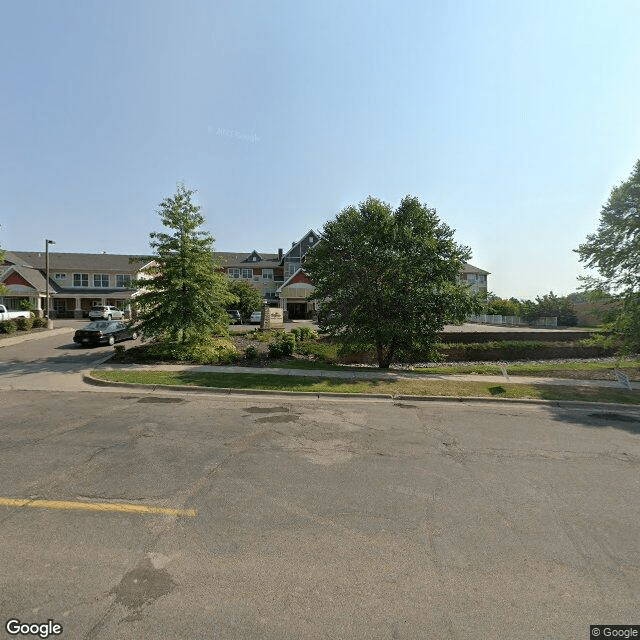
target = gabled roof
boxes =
[1,251,31,267]
[242,250,263,263]
[281,230,321,261]
[276,268,314,292]
[462,262,490,275]
[1,265,53,292]
[214,251,280,269]
[8,252,153,272]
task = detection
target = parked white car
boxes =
[249,311,262,324]
[0,305,31,322]
[88,305,124,320]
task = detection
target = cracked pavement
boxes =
[1,388,640,639]
[2,325,640,638]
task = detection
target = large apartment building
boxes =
[1,231,488,320]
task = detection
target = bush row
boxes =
[267,327,319,358]
[0,316,48,334]
[111,336,239,364]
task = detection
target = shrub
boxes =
[31,316,48,328]
[250,329,274,343]
[295,341,339,362]
[19,299,35,312]
[15,316,34,331]
[0,320,17,334]
[281,332,296,354]
[268,333,295,358]
[122,336,238,364]
[268,342,284,358]
[291,326,318,344]
[245,345,258,360]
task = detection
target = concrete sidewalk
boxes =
[97,363,640,391]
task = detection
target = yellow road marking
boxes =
[0,498,197,517]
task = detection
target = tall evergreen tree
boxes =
[131,185,233,343]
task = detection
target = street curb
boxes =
[0,327,74,347]
[81,373,640,411]
[82,373,394,399]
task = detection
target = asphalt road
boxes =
[0,322,132,392]
[1,382,640,639]
[1,324,640,638]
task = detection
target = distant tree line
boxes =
[478,291,578,326]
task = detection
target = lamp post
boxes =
[45,239,55,327]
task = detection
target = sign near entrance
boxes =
[261,306,284,330]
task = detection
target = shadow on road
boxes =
[0,339,119,376]
[544,403,640,436]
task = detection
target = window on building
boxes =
[262,269,273,280]
[242,267,253,279]
[94,274,109,288]
[54,273,66,280]
[116,274,132,288]
[284,260,300,278]
[73,273,89,287]
[228,268,240,278]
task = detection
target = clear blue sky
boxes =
[1,0,639,299]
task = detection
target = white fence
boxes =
[468,315,557,328]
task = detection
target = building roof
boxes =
[282,230,321,261]
[2,251,31,268]
[462,262,490,275]
[277,268,313,292]
[214,251,281,269]
[53,287,136,298]
[1,265,51,292]
[8,252,152,272]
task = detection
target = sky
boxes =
[1,0,639,299]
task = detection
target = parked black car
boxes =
[73,321,137,347]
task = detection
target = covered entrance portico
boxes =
[277,269,317,320]
[51,292,135,318]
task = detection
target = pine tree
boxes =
[131,185,234,344]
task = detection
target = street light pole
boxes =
[45,239,55,327]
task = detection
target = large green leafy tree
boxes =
[227,279,263,322]
[305,196,479,368]
[131,185,234,343]
[576,159,640,350]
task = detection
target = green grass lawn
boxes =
[269,358,640,380]
[91,369,640,404]
[415,359,640,380]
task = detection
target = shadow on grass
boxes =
[112,370,386,394]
